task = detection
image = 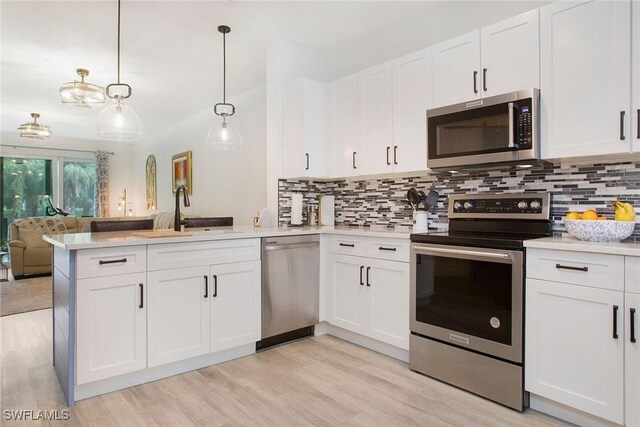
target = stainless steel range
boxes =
[409,193,551,411]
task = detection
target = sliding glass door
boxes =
[63,160,96,217]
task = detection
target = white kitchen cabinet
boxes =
[633,2,640,152]
[432,10,539,108]
[525,278,624,424]
[147,266,210,367]
[327,254,367,335]
[366,258,410,349]
[283,78,327,178]
[76,272,147,384]
[392,49,431,174]
[359,62,394,175]
[210,260,261,352]
[329,74,359,177]
[540,0,631,159]
[626,290,640,427]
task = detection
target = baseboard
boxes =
[74,343,255,402]
[314,322,409,363]
[529,394,621,427]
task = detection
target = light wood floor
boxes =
[1,309,568,427]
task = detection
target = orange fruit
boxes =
[565,212,582,220]
[581,210,599,220]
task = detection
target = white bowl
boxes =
[564,219,635,242]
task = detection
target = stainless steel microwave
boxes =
[426,89,540,170]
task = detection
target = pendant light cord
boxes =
[222,30,226,104]
[117,0,121,84]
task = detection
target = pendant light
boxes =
[206,25,243,150]
[59,68,105,108]
[97,0,143,141]
[18,113,51,139]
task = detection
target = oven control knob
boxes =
[530,200,541,210]
[453,201,462,210]
[517,201,528,210]
[463,201,473,210]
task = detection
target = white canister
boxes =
[413,211,428,232]
[291,194,303,225]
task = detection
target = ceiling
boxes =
[1,1,544,142]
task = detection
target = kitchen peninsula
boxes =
[44,225,412,406]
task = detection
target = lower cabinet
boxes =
[327,254,409,350]
[76,272,147,384]
[525,278,624,424]
[626,291,640,427]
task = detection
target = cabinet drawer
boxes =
[626,257,640,294]
[77,246,146,279]
[147,238,260,271]
[527,249,624,292]
[329,236,367,256]
[366,238,410,262]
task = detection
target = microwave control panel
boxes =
[516,100,533,147]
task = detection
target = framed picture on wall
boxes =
[172,151,192,194]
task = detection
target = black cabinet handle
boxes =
[393,146,398,165]
[360,266,364,286]
[352,152,357,169]
[482,68,487,92]
[613,305,619,339]
[339,243,355,247]
[212,274,218,297]
[99,258,127,265]
[379,247,397,252]
[138,283,144,309]
[620,111,626,141]
[204,275,208,298]
[386,147,391,165]
[366,266,371,287]
[305,153,310,170]
[637,109,639,139]
[473,71,478,94]
[631,308,637,343]
[555,263,588,272]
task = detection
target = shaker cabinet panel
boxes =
[633,1,640,152]
[432,31,481,108]
[625,292,640,427]
[329,74,359,177]
[327,254,366,334]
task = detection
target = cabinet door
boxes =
[329,74,359,177]
[365,259,410,350]
[326,254,366,334]
[633,3,640,152]
[540,0,631,159]
[480,9,539,96]
[626,292,640,427]
[359,63,394,175]
[392,49,431,174]
[432,30,481,108]
[147,266,210,367]
[76,273,146,384]
[210,261,261,352]
[282,79,305,178]
[525,279,624,424]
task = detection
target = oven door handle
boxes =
[413,245,512,262]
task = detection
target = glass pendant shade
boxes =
[96,96,143,141]
[18,113,51,139]
[59,68,105,108]
[206,119,243,150]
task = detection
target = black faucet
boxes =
[174,185,191,232]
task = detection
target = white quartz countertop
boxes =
[524,235,640,256]
[44,225,413,250]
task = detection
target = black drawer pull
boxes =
[386,147,391,165]
[393,146,398,165]
[473,71,478,94]
[631,308,637,343]
[379,247,397,252]
[360,266,364,286]
[352,152,357,169]
[620,111,626,141]
[139,283,144,309]
[366,266,371,287]
[555,263,588,272]
[212,275,218,298]
[339,243,355,248]
[482,68,487,92]
[204,275,209,298]
[99,258,127,265]
[613,305,619,339]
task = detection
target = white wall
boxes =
[0,132,135,217]
[131,84,266,226]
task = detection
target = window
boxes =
[63,160,96,217]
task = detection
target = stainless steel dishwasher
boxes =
[258,235,319,350]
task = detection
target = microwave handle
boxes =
[508,102,516,149]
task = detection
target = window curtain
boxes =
[95,151,110,217]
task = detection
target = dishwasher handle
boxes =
[264,242,320,251]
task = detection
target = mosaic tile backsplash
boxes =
[278,161,640,238]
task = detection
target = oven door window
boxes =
[415,253,512,345]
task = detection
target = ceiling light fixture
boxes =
[206,25,243,150]
[97,0,143,141]
[18,113,51,139]
[59,68,105,108]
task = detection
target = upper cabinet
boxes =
[432,10,539,108]
[633,2,640,152]
[540,0,631,159]
[328,74,359,177]
[283,78,327,178]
